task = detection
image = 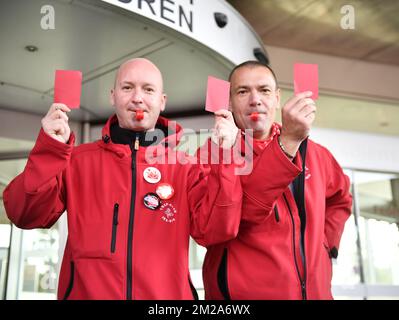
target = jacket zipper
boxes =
[111,203,119,253]
[283,193,307,300]
[126,136,139,300]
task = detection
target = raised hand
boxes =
[211,110,239,149]
[41,103,72,143]
[279,91,316,157]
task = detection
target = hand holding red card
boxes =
[54,70,82,109]
[205,76,230,112]
[294,63,318,100]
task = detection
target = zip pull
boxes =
[301,281,307,300]
[134,136,139,151]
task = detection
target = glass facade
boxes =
[0,193,11,299]
[18,227,59,300]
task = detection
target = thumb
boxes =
[214,109,229,118]
[215,110,234,123]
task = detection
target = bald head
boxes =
[110,58,167,131]
[114,58,164,91]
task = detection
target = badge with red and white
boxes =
[143,167,161,184]
[143,193,161,210]
[160,202,177,223]
[156,183,175,200]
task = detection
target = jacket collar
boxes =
[99,115,183,157]
[240,122,281,156]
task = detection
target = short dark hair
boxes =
[228,60,279,89]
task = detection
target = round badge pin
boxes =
[143,167,161,184]
[143,193,161,210]
[156,183,175,200]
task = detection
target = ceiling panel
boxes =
[227,0,399,66]
[0,0,236,122]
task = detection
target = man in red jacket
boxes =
[3,58,242,299]
[202,61,352,300]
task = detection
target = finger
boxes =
[46,104,57,117]
[218,129,232,141]
[214,109,229,117]
[214,110,226,117]
[305,112,316,122]
[297,98,315,112]
[215,120,234,133]
[214,115,230,129]
[214,110,234,123]
[290,98,315,115]
[305,110,316,119]
[49,110,69,122]
[298,103,316,117]
[296,91,313,99]
[51,119,69,134]
[304,104,317,117]
[283,91,313,110]
[223,111,234,122]
[51,103,71,113]
[48,122,65,136]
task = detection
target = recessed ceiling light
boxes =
[25,45,38,52]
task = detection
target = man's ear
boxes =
[228,94,233,111]
[110,89,115,106]
[276,88,281,108]
[160,94,167,112]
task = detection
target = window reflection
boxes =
[356,171,399,286]
[0,195,11,299]
[332,215,362,285]
[19,227,59,299]
[1,157,60,300]
[0,158,28,300]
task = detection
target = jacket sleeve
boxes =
[189,140,242,247]
[240,137,302,224]
[3,129,74,229]
[323,149,353,257]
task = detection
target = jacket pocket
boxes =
[111,203,119,253]
[62,261,75,300]
[217,248,231,300]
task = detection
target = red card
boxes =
[205,76,230,112]
[54,70,82,109]
[294,63,318,100]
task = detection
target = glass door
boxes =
[355,171,399,298]
[1,137,62,300]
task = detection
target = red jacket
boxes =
[202,124,352,300]
[3,115,242,300]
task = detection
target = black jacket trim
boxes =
[188,276,199,300]
[62,261,75,300]
[217,248,231,300]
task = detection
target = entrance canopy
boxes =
[0,0,267,121]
